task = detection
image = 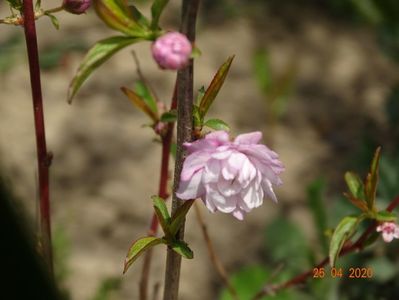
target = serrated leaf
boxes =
[170,200,194,236]
[121,86,158,121]
[134,81,158,114]
[45,13,60,30]
[199,56,234,118]
[170,240,193,259]
[68,36,140,103]
[93,0,149,37]
[203,119,230,132]
[160,110,177,123]
[152,195,171,236]
[375,211,397,222]
[123,236,164,273]
[345,171,365,200]
[150,0,169,30]
[329,216,359,267]
[364,147,381,210]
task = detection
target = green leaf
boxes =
[193,105,202,128]
[306,178,328,253]
[151,196,171,236]
[343,192,369,212]
[160,110,177,123]
[6,0,22,11]
[203,119,230,132]
[150,0,169,30]
[68,36,140,103]
[121,86,159,121]
[329,216,359,267]
[375,211,397,222]
[199,56,234,118]
[129,5,150,28]
[170,200,195,236]
[134,81,158,115]
[170,240,193,259]
[124,236,164,273]
[45,13,60,30]
[364,147,381,210]
[93,0,149,37]
[190,46,202,59]
[345,171,365,200]
[195,86,205,105]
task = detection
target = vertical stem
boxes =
[163,1,200,299]
[22,0,53,274]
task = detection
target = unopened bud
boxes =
[63,0,91,15]
[151,32,192,70]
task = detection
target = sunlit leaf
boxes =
[150,0,169,30]
[203,119,230,132]
[152,195,171,236]
[199,56,234,118]
[375,211,397,222]
[123,236,164,273]
[160,110,177,123]
[170,200,194,236]
[170,240,193,259]
[345,171,365,200]
[134,81,158,114]
[93,0,149,37]
[329,216,359,267]
[129,4,150,28]
[121,86,159,121]
[6,0,22,11]
[45,13,60,30]
[68,36,140,103]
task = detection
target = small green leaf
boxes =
[375,211,397,222]
[199,56,234,118]
[345,171,365,200]
[170,200,195,236]
[170,240,193,259]
[121,86,158,121]
[190,46,202,59]
[365,147,381,210]
[45,13,60,30]
[129,4,150,28]
[343,193,369,212]
[329,216,359,267]
[150,0,169,30]
[160,110,177,123]
[193,105,202,128]
[68,36,140,103]
[203,119,230,132]
[124,236,164,273]
[151,195,171,236]
[195,86,205,105]
[94,0,149,37]
[6,0,22,11]
[134,81,158,115]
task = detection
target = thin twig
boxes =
[139,82,178,300]
[251,195,399,300]
[163,1,201,299]
[194,203,239,300]
[22,0,53,274]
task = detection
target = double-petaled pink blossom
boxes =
[151,32,192,70]
[376,222,399,243]
[176,131,284,220]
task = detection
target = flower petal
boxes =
[234,131,262,145]
[176,170,205,199]
[180,151,210,181]
[232,208,245,220]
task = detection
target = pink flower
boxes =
[63,0,91,15]
[376,222,399,243]
[151,32,192,70]
[176,131,284,220]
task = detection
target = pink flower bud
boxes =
[63,0,91,15]
[151,32,192,70]
[376,222,399,243]
[176,131,285,220]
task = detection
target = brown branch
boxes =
[194,203,239,300]
[22,0,53,275]
[251,195,399,300]
[162,1,200,299]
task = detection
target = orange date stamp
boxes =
[313,267,373,279]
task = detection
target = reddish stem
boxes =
[252,195,399,300]
[22,0,53,273]
[139,83,178,300]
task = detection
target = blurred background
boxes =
[1,0,399,299]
